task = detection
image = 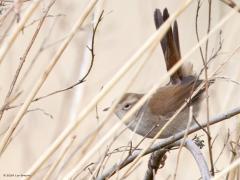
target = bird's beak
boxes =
[103,107,110,111]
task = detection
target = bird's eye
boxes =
[123,103,131,110]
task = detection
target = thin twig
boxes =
[213,130,230,166]
[204,0,215,175]
[27,108,54,119]
[195,0,214,175]
[23,13,65,29]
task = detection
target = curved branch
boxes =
[184,139,211,180]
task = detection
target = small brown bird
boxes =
[113,8,213,139]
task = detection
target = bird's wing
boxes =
[148,77,202,115]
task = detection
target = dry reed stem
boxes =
[0,6,13,26]
[0,0,41,65]
[173,106,193,179]
[42,136,76,180]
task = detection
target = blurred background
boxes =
[0,0,240,179]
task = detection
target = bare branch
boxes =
[184,139,211,180]
[195,0,215,174]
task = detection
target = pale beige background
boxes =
[0,0,240,179]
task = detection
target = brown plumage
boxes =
[149,76,202,115]
[154,8,182,84]
[112,8,214,138]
